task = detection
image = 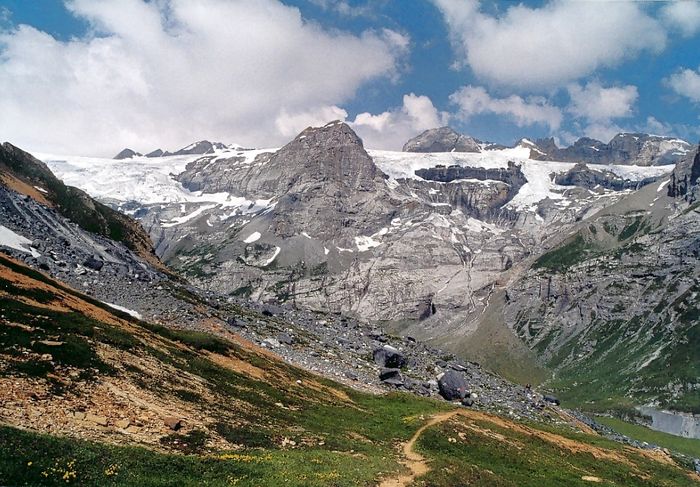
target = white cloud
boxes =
[351,93,449,149]
[276,105,349,137]
[579,122,625,144]
[432,0,666,89]
[449,85,562,130]
[665,66,700,103]
[0,0,408,155]
[642,116,674,137]
[567,82,638,122]
[661,1,700,38]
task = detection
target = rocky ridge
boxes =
[113,140,240,160]
[527,133,692,166]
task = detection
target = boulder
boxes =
[373,345,407,368]
[379,368,403,386]
[438,370,469,401]
[83,256,104,271]
[461,397,474,407]
[543,395,560,406]
[277,332,294,345]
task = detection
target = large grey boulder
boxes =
[373,345,407,368]
[379,368,404,386]
[438,370,469,401]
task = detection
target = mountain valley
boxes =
[1,125,699,485]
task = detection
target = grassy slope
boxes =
[0,254,696,486]
[415,414,699,487]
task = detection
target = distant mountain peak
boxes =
[113,148,142,160]
[403,127,482,153]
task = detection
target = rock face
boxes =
[114,148,141,160]
[403,127,482,153]
[667,143,700,201]
[525,133,691,166]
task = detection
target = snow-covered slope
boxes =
[42,146,673,216]
[39,148,274,205]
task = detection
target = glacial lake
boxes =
[638,407,700,439]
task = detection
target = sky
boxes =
[0,0,699,156]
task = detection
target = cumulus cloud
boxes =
[449,85,562,130]
[661,0,700,38]
[0,0,408,155]
[431,0,666,89]
[665,66,700,103]
[567,82,638,122]
[351,93,449,149]
[276,106,349,138]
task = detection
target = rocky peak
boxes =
[114,148,142,160]
[403,127,482,153]
[145,149,164,158]
[250,121,385,196]
[172,140,227,156]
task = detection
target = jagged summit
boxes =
[403,126,482,153]
[295,120,366,148]
[242,120,385,198]
[113,148,142,159]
